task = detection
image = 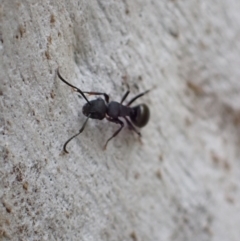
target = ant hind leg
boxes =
[104,118,124,150]
[124,117,141,137]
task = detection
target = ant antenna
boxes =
[57,68,91,105]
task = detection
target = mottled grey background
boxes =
[0,0,240,240]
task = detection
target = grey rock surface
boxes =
[0,0,240,240]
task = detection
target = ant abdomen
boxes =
[130,104,150,128]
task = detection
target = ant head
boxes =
[130,104,150,128]
[82,98,107,120]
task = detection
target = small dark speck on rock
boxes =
[156,170,162,180]
[134,172,140,179]
[169,29,179,38]
[19,25,26,38]
[50,14,55,24]
[130,231,138,241]
[23,182,28,190]
[159,154,163,161]
[2,201,12,213]
[50,90,55,99]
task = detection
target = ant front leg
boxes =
[104,118,124,150]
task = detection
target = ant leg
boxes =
[103,118,124,150]
[81,92,109,103]
[127,89,151,106]
[63,115,90,153]
[120,90,130,104]
[57,68,90,104]
[124,117,141,137]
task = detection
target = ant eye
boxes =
[130,104,150,128]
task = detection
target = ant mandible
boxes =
[57,68,150,153]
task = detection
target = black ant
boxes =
[57,68,151,153]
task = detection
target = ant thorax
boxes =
[107,101,132,119]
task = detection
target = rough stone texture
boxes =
[1,0,240,240]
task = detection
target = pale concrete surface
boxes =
[0,0,240,240]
